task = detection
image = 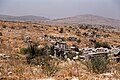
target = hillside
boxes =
[0,18,120,80]
[0,15,49,21]
[0,14,120,29]
[50,14,120,29]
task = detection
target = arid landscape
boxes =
[0,0,120,80]
[0,14,120,80]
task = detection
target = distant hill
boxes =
[0,15,49,21]
[0,14,120,29]
[50,14,120,28]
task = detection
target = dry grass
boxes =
[0,54,120,80]
[0,20,120,79]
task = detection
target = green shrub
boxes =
[86,56,109,74]
[20,48,28,54]
[94,42,111,49]
[41,56,59,77]
[24,42,59,77]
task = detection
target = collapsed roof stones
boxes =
[44,34,78,42]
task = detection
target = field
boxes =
[0,20,120,80]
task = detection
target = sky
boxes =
[0,0,120,19]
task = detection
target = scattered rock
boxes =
[8,72,12,75]
[100,73,113,77]
[72,77,79,80]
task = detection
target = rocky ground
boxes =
[0,20,120,80]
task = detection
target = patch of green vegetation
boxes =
[86,56,109,74]
[20,48,28,54]
[94,42,111,49]
[21,42,59,77]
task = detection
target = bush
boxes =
[11,26,15,29]
[22,26,27,29]
[59,28,64,33]
[0,32,2,36]
[20,48,28,54]
[86,56,109,74]
[23,42,59,77]
[94,42,111,49]
[41,56,59,77]
[2,25,6,28]
[77,38,81,44]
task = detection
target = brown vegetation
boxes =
[0,20,120,79]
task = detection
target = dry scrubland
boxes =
[0,20,120,80]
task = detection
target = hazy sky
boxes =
[0,0,120,19]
